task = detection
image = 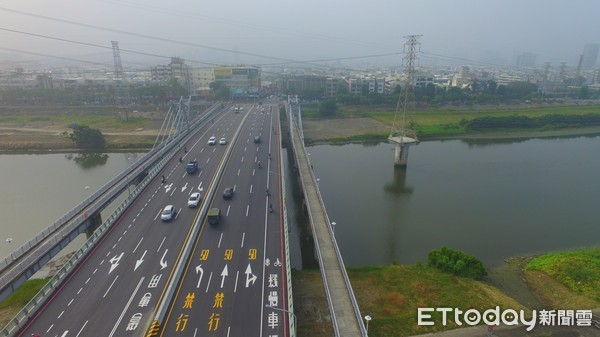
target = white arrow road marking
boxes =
[181,182,188,192]
[164,183,173,193]
[220,265,228,288]
[109,252,124,274]
[245,263,257,288]
[60,330,68,337]
[196,264,204,288]
[160,249,168,270]
[135,250,147,271]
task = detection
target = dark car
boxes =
[254,135,261,144]
[223,187,234,199]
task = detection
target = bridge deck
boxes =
[290,115,364,337]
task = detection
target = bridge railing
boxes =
[0,102,221,276]
[0,119,198,336]
[287,96,367,337]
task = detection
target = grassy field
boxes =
[525,249,600,308]
[294,265,527,337]
[0,278,48,328]
[302,103,600,139]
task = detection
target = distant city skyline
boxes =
[0,1,599,71]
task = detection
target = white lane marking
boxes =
[100,259,105,265]
[249,184,253,194]
[123,230,127,235]
[218,233,223,248]
[193,328,198,337]
[112,243,117,249]
[60,331,69,337]
[226,205,231,216]
[157,236,166,252]
[234,270,239,293]
[237,168,240,176]
[198,181,203,190]
[220,265,228,288]
[93,268,98,275]
[46,324,54,333]
[244,146,247,152]
[76,320,88,337]
[160,249,169,270]
[246,205,250,217]
[68,298,74,306]
[58,310,64,319]
[227,326,231,337]
[241,232,246,248]
[170,188,176,196]
[133,237,144,254]
[77,288,82,295]
[241,156,244,163]
[85,277,90,284]
[154,210,161,221]
[252,168,256,176]
[206,157,211,164]
[103,275,119,298]
[108,277,145,337]
[205,272,213,293]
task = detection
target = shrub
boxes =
[427,247,487,280]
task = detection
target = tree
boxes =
[209,81,231,100]
[68,124,106,149]
[427,247,487,280]
[318,99,338,116]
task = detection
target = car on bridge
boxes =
[208,136,217,145]
[187,192,201,208]
[161,205,176,221]
[186,160,199,174]
[207,207,221,225]
[219,137,227,145]
[223,187,234,199]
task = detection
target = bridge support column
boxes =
[85,212,103,238]
[394,142,411,167]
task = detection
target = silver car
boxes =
[161,205,176,221]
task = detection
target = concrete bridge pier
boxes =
[394,142,411,167]
[389,136,418,168]
[85,211,103,238]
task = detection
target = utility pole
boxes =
[111,41,128,120]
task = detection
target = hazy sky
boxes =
[1,0,599,69]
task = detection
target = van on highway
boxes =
[207,208,221,225]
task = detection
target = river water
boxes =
[307,135,600,268]
[1,135,599,269]
[0,152,143,260]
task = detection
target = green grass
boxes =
[303,104,600,138]
[294,265,527,337]
[0,278,49,309]
[526,248,600,301]
[1,113,149,131]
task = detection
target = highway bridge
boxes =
[0,97,366,337]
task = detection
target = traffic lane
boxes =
[262,113,291,337]
[160,105,270,335]
[20,172,210,336]
[21,116,242,336]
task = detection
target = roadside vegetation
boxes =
[301,103,600,142]
[0,278,48,328]
[294,264,527,337]
[525,249,600,308]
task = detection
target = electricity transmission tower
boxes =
[388,35,421,167]
[111,41,129,120]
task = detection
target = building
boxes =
[581,44,599,70]
[515,53,536,68]
[214,66,261,99]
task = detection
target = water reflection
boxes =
[308,136,600,267]
[65,153,109,169]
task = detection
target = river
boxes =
[307,135,600,268]
[0,152,143,260]
[1,135,599,269]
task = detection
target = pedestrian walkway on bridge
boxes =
[289,109,365,337]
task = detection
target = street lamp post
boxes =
[331,221,336,235]
[265,305,297,336]
[364,315,372,335]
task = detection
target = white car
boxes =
[219,137,227,145]
[208,136,216,145]
[161,205,176,221]
[188,192,201,208]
